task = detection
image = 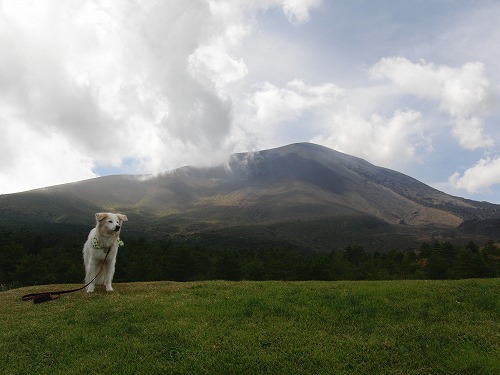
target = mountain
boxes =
[1,142,499,251]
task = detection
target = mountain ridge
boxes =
[1,142,499,250]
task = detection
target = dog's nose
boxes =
[115,225,121,231]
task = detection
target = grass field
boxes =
[1,279,499,374]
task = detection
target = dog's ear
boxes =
[95,213,108,222]
[117,214,128,222]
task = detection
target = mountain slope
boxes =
[1,143,499,249]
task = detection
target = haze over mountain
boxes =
[1,143,499,251]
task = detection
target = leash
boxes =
[21,251,110,304]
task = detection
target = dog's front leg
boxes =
[104,258,116,292]
[85,259,98,293]
[86,271,96,293]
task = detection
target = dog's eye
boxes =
[108,220,113,223]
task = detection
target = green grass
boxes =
[1,279,499,374]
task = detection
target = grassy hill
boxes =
[2,279,499,374]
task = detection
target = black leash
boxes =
[21,251,110,304]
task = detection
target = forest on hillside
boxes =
[1,226,499,289]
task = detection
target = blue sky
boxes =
[1,0,500,204]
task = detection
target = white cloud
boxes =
[0,118,96,194]
[312,108,426,167]
[370,57,495,149]
[282,0,322,24]
[227,79,344,152]
[250,79,343,125]
[449,156,500,193]
[452,117,493,150]
[188,41,249,95]
[0,0,327,193]
[240,69,432,169]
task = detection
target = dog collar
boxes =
[91,236,124,250]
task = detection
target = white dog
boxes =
[83,212,128,293]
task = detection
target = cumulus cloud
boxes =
[369,57,500,193]
[251,79,343,125]
[239,63,435,170]
[282,0,322,24]
[0,118,97,193]
[370,57,495,149]
[257,57,497,173]
[227,79,343,152]
[312,108,427,166]
[449,156,500,193]
[0,0,323,193]
[451,117,492,150]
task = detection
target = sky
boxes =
[1,0,500,203]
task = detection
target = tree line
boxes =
[1,226,499,289]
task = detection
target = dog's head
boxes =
[95,212,128,236]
